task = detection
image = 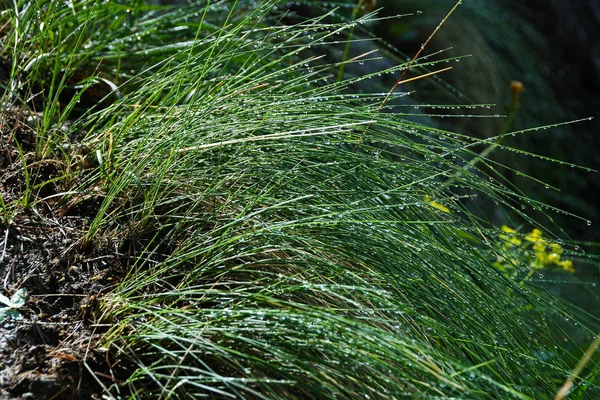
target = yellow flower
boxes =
[532,241,549,267]
[524,228,543,243]
[502,235,522,247]
[494,224,576,276]
[510,237,522,246]
[499,225,522,247]
[532,242,546,254]
[546,252,560,264]
[550,243,563,255]
[557,260,575,273]
[501,225,515,233]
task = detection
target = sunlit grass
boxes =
[1,0,599,398]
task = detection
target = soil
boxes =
[0,109,129,399]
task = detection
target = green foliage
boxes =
[1,1,599,399]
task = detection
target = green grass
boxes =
[1,0,599,398]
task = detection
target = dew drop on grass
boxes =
[587,220,592,226]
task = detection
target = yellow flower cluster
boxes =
[498,226,574,274]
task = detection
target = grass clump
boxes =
[1,0,599,398]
